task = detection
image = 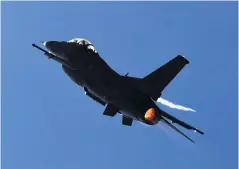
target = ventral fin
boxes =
[122,115,133,126]
[103,104,118,117]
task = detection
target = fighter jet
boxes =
[32,38,204,143]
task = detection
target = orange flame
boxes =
[144,108,156,121]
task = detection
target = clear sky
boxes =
[2,2,237,169]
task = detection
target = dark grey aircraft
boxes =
[32,38,204,143]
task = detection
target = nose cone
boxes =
[43,41,56,52]
[42,41,69,61]
[43,41,48,46]
[43,41,63,54]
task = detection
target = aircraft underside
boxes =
[32,38,204,143]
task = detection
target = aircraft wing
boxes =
[161,117,195,143]
[143,55,189,101]
[160,110,204,135]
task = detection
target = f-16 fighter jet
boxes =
[32,38,204,143]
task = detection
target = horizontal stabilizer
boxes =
[161,110,204,135]
[161,117,195,143]
[122,115,133,126]
[103,104,118,117]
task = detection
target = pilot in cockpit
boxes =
[68,38,98,54]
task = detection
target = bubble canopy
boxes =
[68,38,97,53]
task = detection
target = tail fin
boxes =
[143,55,189,101]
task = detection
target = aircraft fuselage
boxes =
[61,43,159,124]
[32,38,204,143]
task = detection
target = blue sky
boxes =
[2,2,237,169]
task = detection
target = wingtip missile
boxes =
[194,128,204,135]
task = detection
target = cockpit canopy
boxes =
[68,38,97,53]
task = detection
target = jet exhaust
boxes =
[144,108,159,124]
[157,97,196,112]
